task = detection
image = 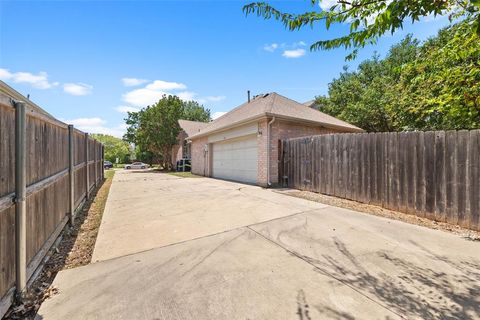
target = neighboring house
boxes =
[303,100,322,110]
[172,119,209,165]
[186,92,363,187]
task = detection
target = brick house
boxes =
[172,119,209,165]
[179,92,363,186]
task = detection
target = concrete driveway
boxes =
[37,171,480,320]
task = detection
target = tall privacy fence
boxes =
[279,131,480,231]
[0,82,104,317]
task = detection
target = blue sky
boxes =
[0,0,450,137]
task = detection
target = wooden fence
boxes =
[0,82,104,317]
[279,131,480,231]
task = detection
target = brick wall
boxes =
[257,119,269,186]
[269,120,340,185]
[191,136,209,176]
[171,131,187,165]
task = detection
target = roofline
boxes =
[265,113,364,133]
[188,112,364,140]
[188,114,265,140]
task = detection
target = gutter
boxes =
[267,116,276,186]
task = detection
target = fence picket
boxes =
[280,130,479,231]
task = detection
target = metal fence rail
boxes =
[280,131,480,231]
[0,81,104,317]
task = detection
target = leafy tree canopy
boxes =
[315,19,480,131]
[91,134,131,164]
[123,95,211,168]
[243,0,480,59]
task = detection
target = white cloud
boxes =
[177,91,197,101]
[121,77,148,87]
[282,49,306,58]
[64,117,125,138]
[0,68,59,89]
[123,87,168,107]
[122,79,193,107]
[212,111,227,120]
[115,105,140,113]
[293,41,306,47]
[122,79,224,109]
[319,0,337,11]
[198,95,226,104]
[63,83,93,96]
[263,43,279,52]
[145,80,186,91]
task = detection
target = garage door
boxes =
[212,135,257,184]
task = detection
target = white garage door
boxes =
[212,135,258,184]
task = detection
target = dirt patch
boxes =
[4,170,115,320]
[277,189,480,241]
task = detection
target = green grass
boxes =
[104,169,115,179]
[167,171,202,178]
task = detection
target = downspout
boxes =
[267,116,276,187]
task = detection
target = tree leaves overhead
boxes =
[316,20,480,131]
[243,0,480,59]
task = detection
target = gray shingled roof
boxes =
[178,119,210,137]
[189,92,363,139]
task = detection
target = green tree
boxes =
[243,0,480,59]
[183,100,211,122]
[123,95,211,169]
[124,95,183,169]
[315,19,480,131]
[91,134,131,164]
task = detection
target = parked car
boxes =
[104,161,113,169]
[125,162,149,170]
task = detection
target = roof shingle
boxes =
[189,92,363,139]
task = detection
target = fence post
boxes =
[68,125,75,226]
[14,101,27,297]
[85,133,89,200]
[102,145,105,180]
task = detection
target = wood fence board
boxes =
[434,131,446,222]
[0,207,15,299]
[0,105,15,198]
[469,130,479,230]
[424,132,436,219]
[456,130,469,228]
[445,131,458,224]
[281,130,479,232]
[415,131,426,216]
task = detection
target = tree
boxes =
[183,100,211,122]
[91,134,131,164]
[243,0,480,59]
[315,19,480,131]
[123,95,211,169]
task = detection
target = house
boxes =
[180,92,363,186]
[172,119,209,164]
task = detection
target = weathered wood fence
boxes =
[0,82,104,317]
[279,131,480,231]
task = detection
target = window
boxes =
[183,140,191,159]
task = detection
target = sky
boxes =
[0,0,451,137]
